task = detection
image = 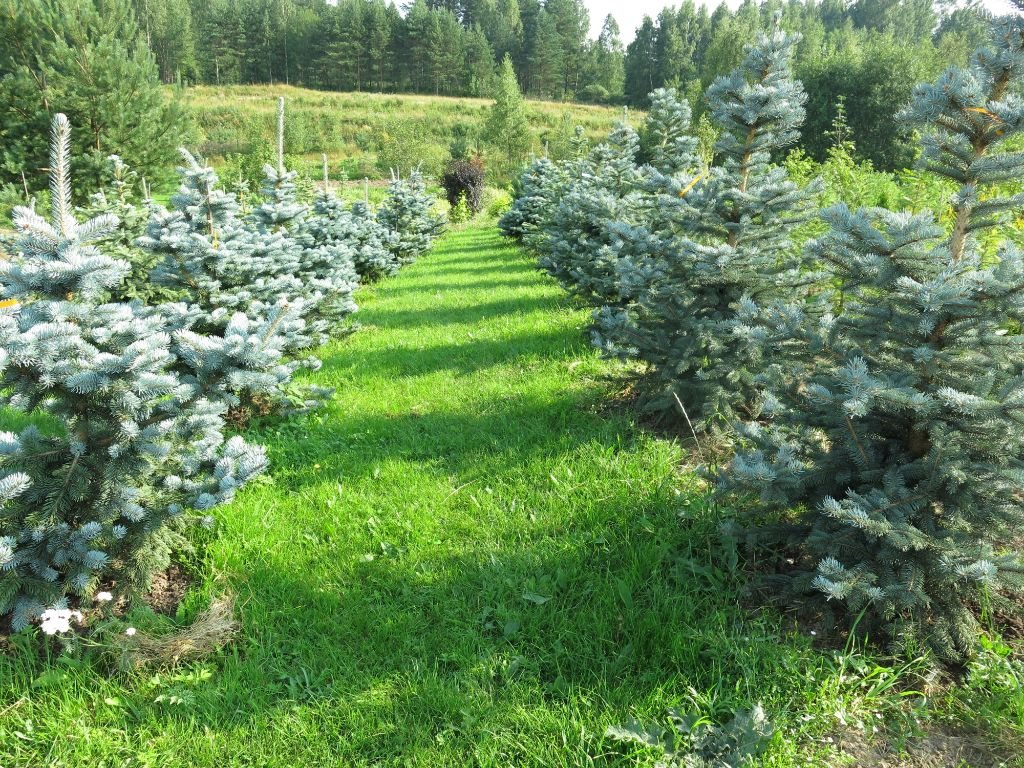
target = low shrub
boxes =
[440,157,486,213]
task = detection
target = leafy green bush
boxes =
[607,705,773,767]
[375,120,445,179]
[448,193,473,224]
[482,187,513,219]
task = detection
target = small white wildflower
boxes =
[810,630,817,636]
[94,591,113,604]
[124,627,137,637]
[39,608,83,635]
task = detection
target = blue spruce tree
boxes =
[141,151,325,415]
[722,17,1024,660]
[377,170,445,266]
[249,98,360,327]
[537,120,652,305]
[595,26,820,428]
[498,156,564,244]
[304,194,401,282]
[0,116,268,628]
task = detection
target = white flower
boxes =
[94,591,113,604]
[39,608,84,636]
[124,627,137,637]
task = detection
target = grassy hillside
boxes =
[183,85,626,184]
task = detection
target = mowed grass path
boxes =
[5,224,999,767]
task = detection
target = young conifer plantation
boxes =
[4,0,1024,764]
[0,102,444,630]
[509,9,1024,667]
[0,115,270,629]
[722,15,1024,662]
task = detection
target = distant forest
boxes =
[134,1,1003,168]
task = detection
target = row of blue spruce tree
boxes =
[502,12,1024,661]
[0,99,444,631]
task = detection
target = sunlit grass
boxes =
[0,224,1020,767]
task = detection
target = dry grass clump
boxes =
[124,594,238,669]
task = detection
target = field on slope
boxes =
[183,85,626,183]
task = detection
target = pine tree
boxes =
[596,27,820,428]
[0,0,193,197]
[721,16,1024,660]
[0,115,269,628]
[529,10,565,98]
[377,170,446,265]
[484,56,532,179]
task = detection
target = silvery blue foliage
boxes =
[602,28,820,427]
[376,170,445,265]
[0,115,268,628]
[304,193,401,281]
[139,152,330,410]
[639,88,702,175]
[520,31,818,429]
[498,157,564,244]
[537,121,657,305]
[721,17,1024,660]
[533,91,700,307]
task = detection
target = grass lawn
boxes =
[0,224,1021,766]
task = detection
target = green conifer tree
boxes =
[0,0,193,196]
[484,56,532,180]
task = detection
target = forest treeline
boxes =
[135,0,999,169]
[0,0,1007,189]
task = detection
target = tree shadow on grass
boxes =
[417,262,539,277]
[0,374,791,765]
[361,296,562,331]
[267,386,626,492]
[378,276,544,296]
[18,479,793,766]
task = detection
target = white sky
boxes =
[586,0,1020,43]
